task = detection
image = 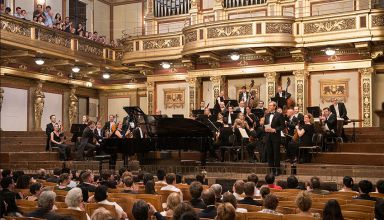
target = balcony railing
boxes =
[223,0,267,8]
[0,14,122,62]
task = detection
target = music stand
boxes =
[224,100,239,107]
[307,106,321,118]
[70,124,87,142]
[192,110,204,116]
[172,114,184,118]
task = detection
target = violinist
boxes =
[217,118,234,162]
[245,106,257,129]
[296,114,315,163]
[204,108,213,121]
[247,117,266,163]
[103,115,116,132]
[219,102,227,115]
[215,91,225,110]
[215,112,224,129]
[111,122,132,139]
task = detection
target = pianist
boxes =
[76,121,98,161]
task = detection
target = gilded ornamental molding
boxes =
[266,23,292,34]
[207,23,252,38]
[143,37,181,50]
[184,30,198,44]
[372,14,384,27]
[78,39,104,57]
[293,70,309,113]
[359,67,374,127]
[38,28,71,48]
[304,18,356,34]
[0,16,31,37]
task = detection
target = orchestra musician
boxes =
[219,102,227,114]
[256,101,267,111]
[103,115,116,132]
[215,112,224,129]
[264,101,285,175]
[226,106,236,125]
[319,107,337,151]
[237,101,246,114]
[274,86,291,109]
[94,121,105,144]
[245,106,257,129]
[329,98,348,121]
[217,118,235,162]
[293,106,304,123]
[215,91,225,110]
[50,123,71,161]
[45,115,56,151]
[284,109,297,162]
[246,117,266,163]
[76,121,98,161]
[295,114,315,163]
[81,115,89,124]
[111,122,132,139]
[238,86,249,103]
[199,101,206,110]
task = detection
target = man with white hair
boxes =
[26,191,64,220]
[210,184,223,203]
[65,187,91,220]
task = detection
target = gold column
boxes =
[189,0,200,25]
[68,86,78,127]
[33,80,45,131]
[264,72,279,103]
[359,67,375,127]
[293,70,309,113]
[210,76,226,105]
[186,77,201,113]
[213,0,224,21]
[147,82,155,115]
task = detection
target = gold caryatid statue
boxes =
[69,87,78,126]
[34,81,45,131]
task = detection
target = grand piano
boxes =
[103,106,214,166]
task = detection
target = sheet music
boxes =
[238,128,249,139]
[264,124,271,130]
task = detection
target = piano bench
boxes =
[94,155,111,173]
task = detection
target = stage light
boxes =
[161,62,171,69]
[325,48,336,56]
[85,82,92,87]
[102,73,111,79]
[72,66,80,73]
[230,53,240,61]
[35,58,45,65]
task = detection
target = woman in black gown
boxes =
[296,114,315,163]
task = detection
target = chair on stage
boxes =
[220,134,241,162]
[298,133,323,163]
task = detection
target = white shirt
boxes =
[160,185,183,201]
[228,113,232,125]
[236,207,248,213]
[233,192,243,200]
[68,180,77,188]
[334,104,340,117]
[240,107,245,113]
[278,92,283,97]
[254,187,260,197]
[98,200,125,219]
[242,92,247,101]
[68,207,91,220]
[268,112,275,125]
[97,128,102,137]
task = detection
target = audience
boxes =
[156,169,167,185]
[26,190,63,220]
[189,181,206,209]
[375,199,384,220]
[0,176,21,216]
[307,176,329,195]
[47,168,61,183]
[260,186,271,200]
[355,179,376,201]
[145,180,156,194]
[90,207,113,220]
[161,192,181,217]
[238,182,262,206]
[222,192,247,213]
[265,173,282,190]
[94,185,127,219]
[295,191,321,217]
[16,174,33,189]
[198,189,217,219]
[25,182,42,201]
[247,173,260,196]
[216,203,236,220]
[161,173,183,200]
[65,187,91,220]
[287,175,301,189]
[232,180,245,200]
[210,184,223,203]
[196,174,206,185]
[121,176,137,194]
[55,173,72,191]
[77,171,97,202]
[339,176,356,193]
[377,179,384,194]
[322,199,344,220]
[258,194,282,215]
[132,199,165,220]
[100,170,117,189]
[173,202,195,220]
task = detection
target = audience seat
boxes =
[54,190,68,196]
[281,189,301,194]
[158,190,180,203]
[370,192,384,199]
[276,206,296,214]
[42,182,57,187]
[313,197,346,205]
[345,199,376,207]
[237,204,262,212]
[54,208,87,220]
[14,189,32,197]
[278,201,296,208]
[55,195,66,202]
[4,217,44,220]
[310,202,325,210]
[328,191,358,197]
[243,212,283,220]
[109,196,137,220]
[55,202,68,208]
[135,194,163,211]
[341,204,374,213]
[19,206,38,215]
[282,214,318,220]
[16,200,37,207]
[341,210,371,220]
[85,203,117,219]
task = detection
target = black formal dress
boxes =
[45,123,54,151]
[299,124,315,163]
[51,132,71,161]
[264,111,285,175]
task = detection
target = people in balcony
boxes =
[54,13,62,26]
[13,6,21,18]
[33,4,44,20]
[44,6,54,27]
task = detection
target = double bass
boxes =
[285,77,295,110]
[246,80,255,108]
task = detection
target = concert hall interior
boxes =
[0,0,384,219]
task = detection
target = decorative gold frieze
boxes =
[304,18,356,34]
[266,23,292,34]
[207,24,252,38]
[69,86,78,126]
[359,67,374,127]
[143,37,181,50]
[116,51,124,61]
[37,29,71,48]
[293,70,309,113]
[78,39,104,57]
[185,30,198,44]
[126,42,134,52]
[372,15,384,27]
[264,72,279,102]
[164,88,185,109]
[34,81,45,131]
[0,18,31,37]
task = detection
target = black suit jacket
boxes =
[94,128,105,143]
[275,91,291,99]
[103,121,113,131]
[324,113,337,132]
[77,182,97,202]
[330,103,348,120]
[46,176,59,183]
[81,127,97,144]
[45,123,54,137]
[264,112,285,141]
[0,189,20,215]
[190,198,206,209]
[198,206,217,219]
[26,208,64,220]
[238,92,249,102]
[238,197,263,206]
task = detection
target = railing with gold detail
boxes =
[0,14,121,62]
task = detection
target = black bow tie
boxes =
[270,112,275,115]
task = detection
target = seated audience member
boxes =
[0,177,21,216]
[216,203,236,220]
[233,180,245,200]
[26,182,42,201]
[173,202,195,220]
[61,168,77,188]
[100,170,117,189]
[2,169,12,178]
[258,194,282,215]
[156,169,167,185]
[322,200,343,220]
[179,211,199,220]
[121,176,137,194]
[145,180,156,194]
[46,168,61,183]
[55,173,71,191]
[376,179,384,194]
[26,191,63,220]
[295,191,321,217]
[307,177,329,195]
[132,200,165,220]
[210,184,223,203]
[238,182,262,206]
[354,180,376,201]
[161,192,181,217]
[287,175,301,189]
[12,171,24,184]
[198,189,217,219]
[77,171,97,202]
[161,173,183,200]
[222,192,247,213]
[65,187,91,220]
[16,174,33,189]
[247,173,260,196]
[339,176,357,193]
[50,123,71,161]
[196,174,206,185]
[189,181,206,209]
[265,174,282,190]
[36,168,47,180]
[143,173,154,186]
[94,185,127,219]
[90,208,112,220]
[375,199,384,220]
[260,186,270,200]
